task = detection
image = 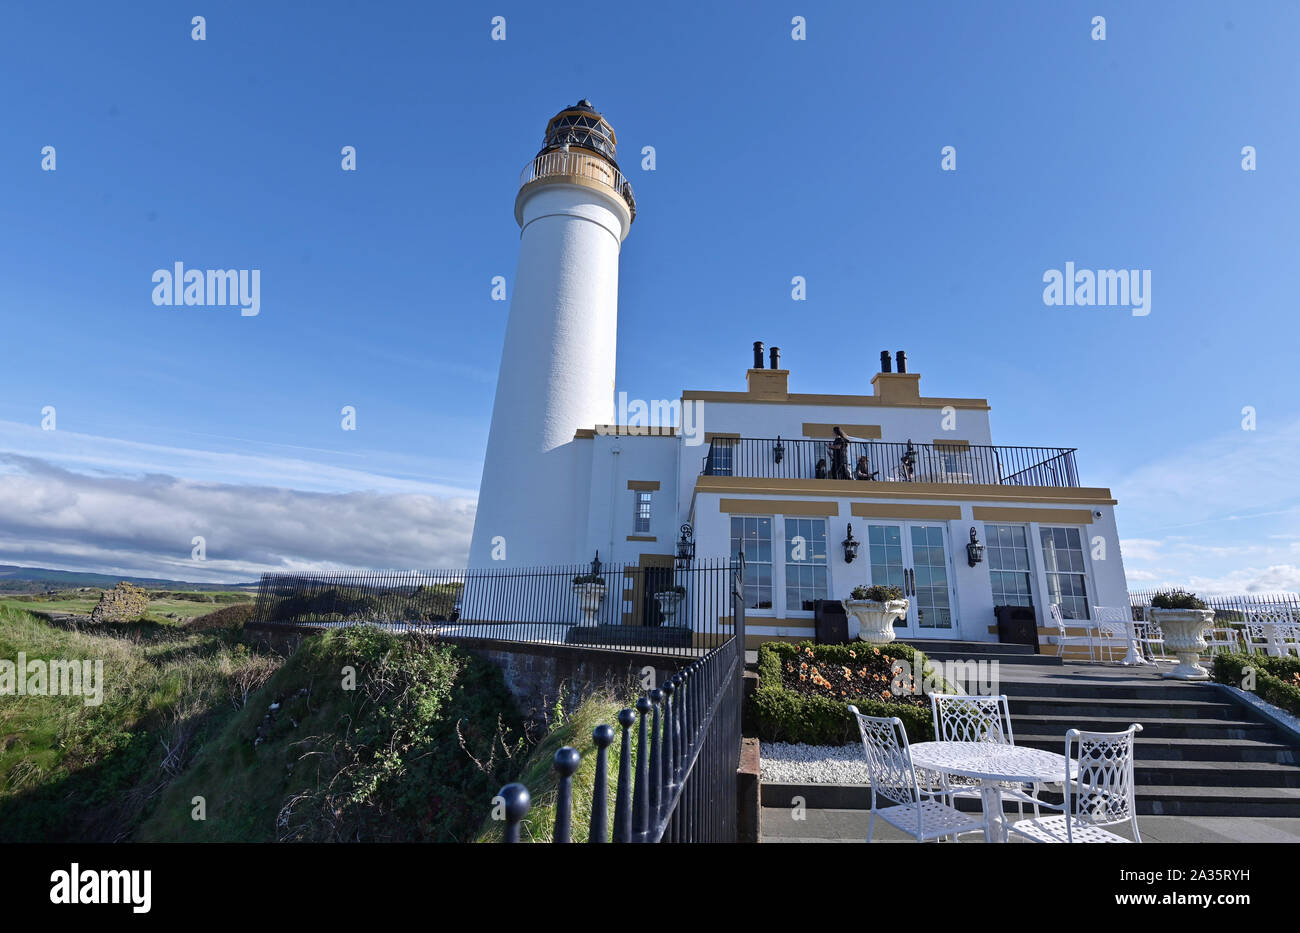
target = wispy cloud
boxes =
[0,452,476,582]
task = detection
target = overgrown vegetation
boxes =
[476,686,640,843]
[1,601,526,842]
[138,626,523,842]
[749,641,951,745]
[1212,652,1300,718]
[0,602,276,841]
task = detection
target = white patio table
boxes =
[909,741,1077,843]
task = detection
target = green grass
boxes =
[137,626,524,842]
[0,603,278,841]
[0,588,253,623]
[476,687,640,843]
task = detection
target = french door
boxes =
[866,523,958,637]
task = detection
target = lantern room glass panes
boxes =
[784,518,828,612]
[731,516,772,610]
[985,523,1034,608]
[1040,526,1090,619]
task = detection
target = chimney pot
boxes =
[880,350,892,373]
[895,350,907,374]
[753,341,765,369]
[769,346,781,370]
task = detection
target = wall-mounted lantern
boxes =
[773,435,785,465]
[675,523,696,568]
[966,527,985,568]
[842,523,860,563]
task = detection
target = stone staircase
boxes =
[902,640,1300,817]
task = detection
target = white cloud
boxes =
[0,454,476,582]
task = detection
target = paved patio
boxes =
[760,807,1300,843]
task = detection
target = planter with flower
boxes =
[1148,590,1215,680]
[844,584,909,644]
[653,584,687,627]
[572,573,608,627]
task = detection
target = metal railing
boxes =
[1129,590,1300,624]
[518,149,637,219]
[495,557,746,842]
[250,559,736,657]
[702,437,1080,487]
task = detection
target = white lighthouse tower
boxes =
[469,101,636,568]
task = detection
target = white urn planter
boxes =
[572,582,607,627]
[654,590,686,628]
[1150,608,1216,680]
[844,598,910,645]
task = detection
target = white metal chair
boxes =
[1090,606,1135,663]
[929,693,1043,819]
[1204,624,1243,656]
[849,706,989,843]
[1008,724,1143,843]
[1049,603,1095,661]
[1132,605,1169,662]
[1243,604,1300,657]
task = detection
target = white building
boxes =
[470,102,1129,648]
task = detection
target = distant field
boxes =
[0,589,254,621]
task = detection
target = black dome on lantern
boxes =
[538,99,619,163]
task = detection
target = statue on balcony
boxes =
[828,426,851,480]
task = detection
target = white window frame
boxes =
[983,522,1035,609]
[633,490,652,534]
[1037,525,1092,620]
[783,516,830,616]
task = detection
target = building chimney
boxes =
[752,341,765,369]
[880,350,892,373]
[895,350,907,374]
[769,346,781,370]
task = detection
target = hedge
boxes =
[749,640,953,746]
[1212,652,1300,719]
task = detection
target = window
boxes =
[867,524,906,591]
[633,491,652,533]
[706,441,733,476]
[784,518,828,612]
[730,516,772,609]
[1040,526,1089,619]
[985,523,1034,608]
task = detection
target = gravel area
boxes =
[759,742,869,785]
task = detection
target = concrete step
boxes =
[901,639,1038,655]
[1015,732,1299,764]
[997,679,1215,702]
[1011,713,1278,741]
[1131,759,1300,788]
[1007,695,1242,720]
[1135,784,1300,818]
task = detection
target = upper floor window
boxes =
[705,441,733,476]
[633,491,652,533]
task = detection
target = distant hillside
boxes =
[0,564,259,594]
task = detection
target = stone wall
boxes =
[90,582,150,624]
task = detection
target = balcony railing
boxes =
[701,438,1080,487]
[519,149,637,220]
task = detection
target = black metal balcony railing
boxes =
[701,438,1080,487]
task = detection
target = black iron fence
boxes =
[494,557,746,842]
[703,437,1080,487]
[251,559,738,657]
[1129,590,1300,624]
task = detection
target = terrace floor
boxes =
[760,809,1300,843]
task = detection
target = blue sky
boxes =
[1,1,1297,590]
